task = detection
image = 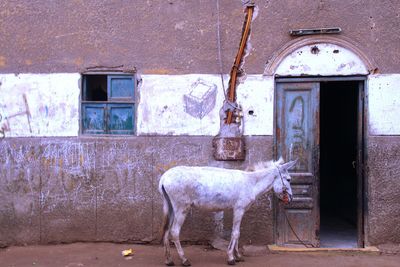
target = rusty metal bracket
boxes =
[289,27,342,36]
[83,65,137,74]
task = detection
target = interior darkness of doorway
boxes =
[320,81,358,248]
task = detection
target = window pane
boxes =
[108,104,134,134]
[108,75,134,100]
[83,75,107,101]
[82,104,106,134]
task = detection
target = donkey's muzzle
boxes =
[281,189,292,205]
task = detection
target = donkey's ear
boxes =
[281,159,298,170]
[276,157,284,165]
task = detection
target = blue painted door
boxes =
[275,82,320,247]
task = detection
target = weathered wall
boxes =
[0,74,80,137]
[0,0,399,74]
[1,0,400,248]
[274,43,369,76]
[367,136,400,245]
[0,73,275,137]
[3,72,400,138]
[0,136,274,247]
[137,74,274,135]
[368,74,400,135]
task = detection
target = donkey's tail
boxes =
[160,185,174,243]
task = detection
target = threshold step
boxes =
[268,245,380,255]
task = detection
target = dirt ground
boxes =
[1,243,400,267]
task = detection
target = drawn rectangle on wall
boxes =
[184,79,217,119]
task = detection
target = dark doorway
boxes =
[320,81,359,248]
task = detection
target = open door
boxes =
[275,81,320,247]
[356,81,365,247]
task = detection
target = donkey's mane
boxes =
[246,160,276,172]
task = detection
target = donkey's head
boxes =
[272,158,297,205]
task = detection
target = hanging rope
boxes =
[275,164,316,248]
[216,0,227,100]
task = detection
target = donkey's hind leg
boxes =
[162,198,174,266]
[171,208,191,266]
[163,226,174,266]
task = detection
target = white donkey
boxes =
[159,158,297,266]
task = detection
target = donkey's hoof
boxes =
[182,259,191,266]
[227,259,236,265]
[235,256,245,262]
[165,259,175,266]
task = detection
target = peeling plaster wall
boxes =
[3,72,400,138]
[275,43,368,76]
[368,74,400,135]
[0,74,80,137]
[137,74,274,136]
[137,75,224,136]
[0,73,274,137]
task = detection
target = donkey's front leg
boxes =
[227,209,245,265]
[234,239,244,262]
[171,209,191,266]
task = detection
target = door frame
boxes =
[273,75,368,247]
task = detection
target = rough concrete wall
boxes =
[367,136,400,245]
[0,136,274,247]
[0,0,399,74]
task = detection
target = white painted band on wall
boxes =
[0,73,80,137]
[0,73,274,137]
[137,74,274,136]
[368,74,400,135]
[0,73,399,137]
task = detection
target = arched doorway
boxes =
[269,36,376,248]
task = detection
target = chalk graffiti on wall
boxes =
[0,93,32,138]
[40,141,97,213]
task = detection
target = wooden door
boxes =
[275,82,320,247]
[356,82,365,247]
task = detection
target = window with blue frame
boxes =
[81,74,135,135]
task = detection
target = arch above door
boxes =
[264,36,377,76]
